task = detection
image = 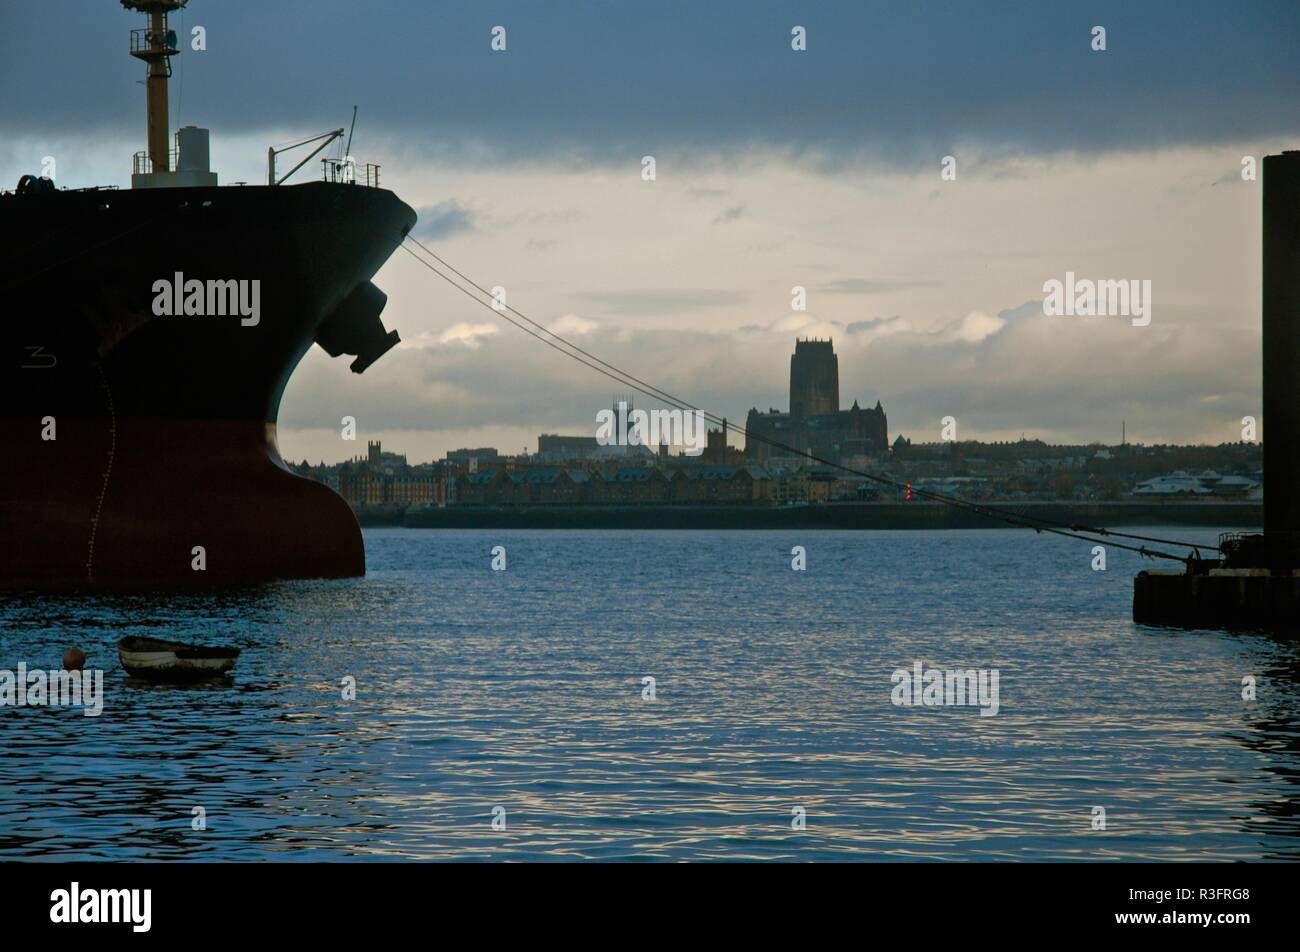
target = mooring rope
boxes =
[400,234,1215,564]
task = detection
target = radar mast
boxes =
[122,0,186,176]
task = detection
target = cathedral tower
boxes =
[789,338,839,419]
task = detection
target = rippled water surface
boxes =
[2,527,1298,861]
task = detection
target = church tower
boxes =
[789,338,839,419]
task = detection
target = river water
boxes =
[2,527,1297,861]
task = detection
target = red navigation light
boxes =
[905,481,912,501]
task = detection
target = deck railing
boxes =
[129,27,178,56]
[132,146,179,176]
[322,158,381,187]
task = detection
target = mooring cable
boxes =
[402,236,1212,553]
[399,236,1209,564]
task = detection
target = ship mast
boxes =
[122,0,185,175]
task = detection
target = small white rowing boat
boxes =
[118,636,239,680]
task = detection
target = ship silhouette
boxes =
[0,1,416,587]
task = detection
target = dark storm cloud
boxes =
[4,1,1298,165]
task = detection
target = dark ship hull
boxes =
[1,181,416,587]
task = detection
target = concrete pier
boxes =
[1133,151,1300,631]
[1134,568,1300,629]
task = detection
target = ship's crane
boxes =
[266,128,345,186]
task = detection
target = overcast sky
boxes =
[3,1,1298,462]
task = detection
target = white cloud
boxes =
[549,314,598,336]
[437,323,499,349]
[944,311,1007,345]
